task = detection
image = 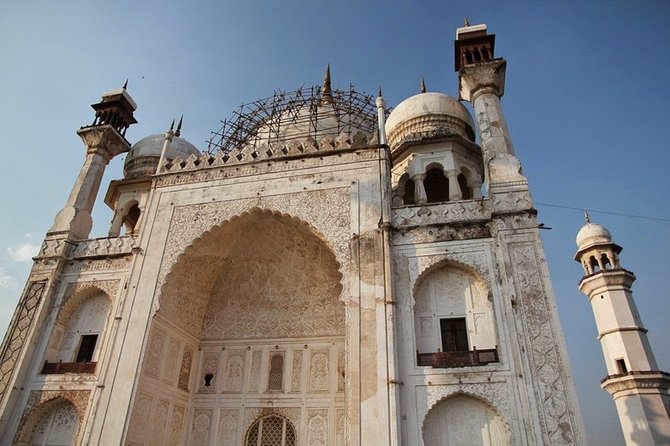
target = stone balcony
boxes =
[41,361,97,375]
[417,348,499,368]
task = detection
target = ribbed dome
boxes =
[385,92,475,152]
[124,134,200,178]
[576,222,612,249]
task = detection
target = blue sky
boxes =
[1,1,668,444]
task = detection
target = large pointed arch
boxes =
[157,207,345,339]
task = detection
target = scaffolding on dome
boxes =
[207,85,379,154]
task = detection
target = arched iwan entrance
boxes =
[128,209,346,445]
[423,395,508,446]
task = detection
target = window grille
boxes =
[267,354,284,391]
[246,415,296,446]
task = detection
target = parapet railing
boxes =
[417,347,499,368]
[41,361,97,375]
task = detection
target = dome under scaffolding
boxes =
[207,85,383,154]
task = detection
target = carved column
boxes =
[445,169,462,201]
[411,173,427,204]
[459,60,527,189]
[49,125,130,240]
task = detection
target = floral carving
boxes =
[178,348,193,391]
[309,352,330,392]
[508,241,578,444]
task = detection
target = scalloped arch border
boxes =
[412,256,490,301]
[158,206,346,314]
[14,391,89,445]
[421,390,511,446]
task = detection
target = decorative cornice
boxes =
[458,58,506,102]
[157,132,371,176]
[578,269,636,296]
[77,125,131,161]
[601,371,670,396]
[387,115,475,153]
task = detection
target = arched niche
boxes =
[15,398,80,446]
[46,289,111,365]
[157,208,345,339]
[422,394,508,446]
[413,263,495,357]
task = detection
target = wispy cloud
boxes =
[7,243,40,262]
[0,267,17,289]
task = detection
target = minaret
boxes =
[49,84,137,240]
[456,23,526,191]
[575,215,670,445]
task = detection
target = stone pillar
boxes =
[411,173,427,204]
[49,125,130,240]
[445,169,462,201]
[459,60,526,188]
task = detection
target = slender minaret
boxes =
[49,84,137,240]
[575,214,670,445]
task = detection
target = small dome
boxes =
[385,92,475,151]
[124,134,200,178]
[576,222,612,248]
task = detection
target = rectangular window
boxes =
[616,358,628,374]
[75,334,98,363]
[440,318,469,352]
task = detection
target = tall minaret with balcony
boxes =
[575,215,670,445]
[49,84,137,240]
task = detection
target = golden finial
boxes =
[464,17,470,27]
[122,79,128,90]
[420,76,427,94]
[378,86,383,98]
[584,209,592,223]
[320,64,333,105]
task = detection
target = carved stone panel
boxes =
[162,337,181,384]
[291,349,303,393]
[248,350,262,393]
[178,348,193,392]
[222,352,245,393]
[165,405,186,446]
[218,409,239,446]
[307,409,329,446]
[149,399,170,446]
[144,327,166,379]
[309,351,330,393]
[127,392,153,444]
[0,280,47,403]
[190,409,212,446]
[507,240,577,444]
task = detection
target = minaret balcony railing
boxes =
[601,369,670,384]
[41,361,97,375]
[417,347,499,368]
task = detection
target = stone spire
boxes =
[320,64,333,105]
[574,220,670,445]
[375,87,387,145]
